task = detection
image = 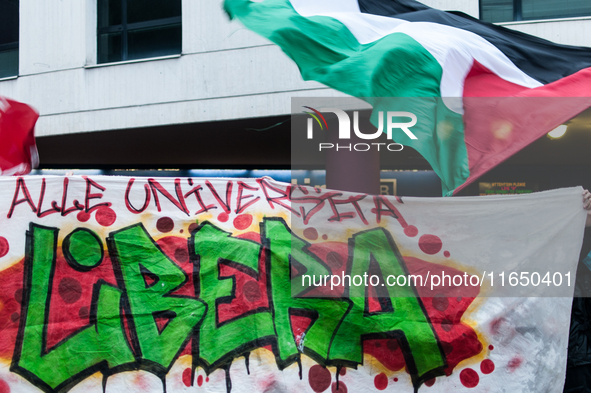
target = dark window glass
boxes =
[0,49,18,79]
[127,0,181,24]
[98,0,121,28]
[480,0,513,23]
[481,0,591,22]
[522,0,591,21]
[98,33,122,64]
[128,24,182,60]
[0,0,19,78]
[97,0,181,63]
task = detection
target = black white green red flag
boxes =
[0,97,39,176]
[224,0,591,195]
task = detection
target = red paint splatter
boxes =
[404,225,418,237]
[507,357,522,372]
[322,234,328,240]
[78,306,89,319]
[308,365,331,392]
[304,227,319,241]
[234,214,253,230]
[218,212,229,222]
[174,247,189,263]
[418,234,442,255]
[432,296,449,311]
[95,207,117,227]
[489,345,494,351]
[393,377,398,382]
[489,317,513,338]
[188,223,199,233]
[0,379,10,393]
[304,242,349,296]
[243,281,262,302]
[197,375,203,387]
[77,211,91,222]
[387,339,399,351]
[363,339,405,372]
[326,252,344,270]
[0,260,22,355]
[206,377,209,383]
[14,289,22,304]
[444,251,450,258]
[182,368,192,387]
[424,378,435,387]
[156,217,174,233]
[441,342,453,357]
[481,359,495,374]
[237,231,261,243]
[441,319,453,332]
[331,381,347,393]
[0,237,9,258]
[339,368,346,376]
[58,277,82,304]
[374,373,388,390]
[459,368,479,388]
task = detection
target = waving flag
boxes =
[0,97,39,176]
[224,0,591,195]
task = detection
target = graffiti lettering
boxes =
[8,177,109,219]
[330,228,445,383]
[7,178,411,230]
[109,224,205,373]
[12,219,446,392]
[12,224,135,392]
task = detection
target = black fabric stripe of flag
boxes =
[358,0,591,84]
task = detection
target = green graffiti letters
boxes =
[109,224,206,373]
[12,224,135,392]
[263,218,351,366]
[329,228,445,380]
[191,222,274,370]
[11,219,446,393]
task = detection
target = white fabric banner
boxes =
[0,176,585,393]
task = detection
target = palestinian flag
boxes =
[224,0,591,195]
[0,97,39,176]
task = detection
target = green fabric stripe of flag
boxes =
[224,0,470,195]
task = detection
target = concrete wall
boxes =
[500,17,591,47]
[0,0,589,138]
[421,0,479,18]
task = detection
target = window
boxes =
[0,0,19,78]
[97,0,181,64]
[481,0,591,23]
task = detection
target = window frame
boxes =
[0,42,18,53]
[97,0,182,64]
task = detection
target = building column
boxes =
[325,128,380,195]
